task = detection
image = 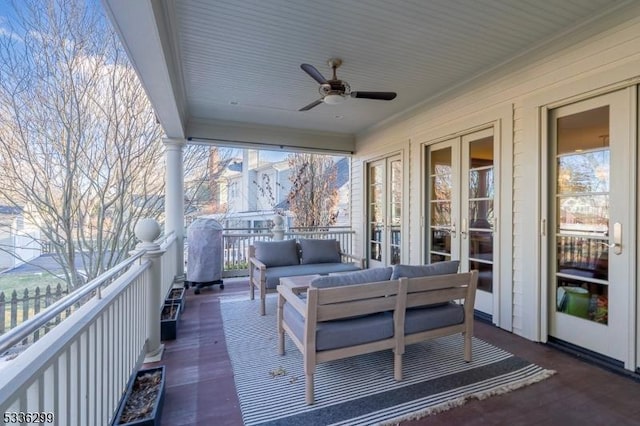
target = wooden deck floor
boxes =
[148,278,640,426]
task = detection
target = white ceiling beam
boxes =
[187,118,355,154]
[102,0,187,138]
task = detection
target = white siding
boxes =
[352,5,640,340]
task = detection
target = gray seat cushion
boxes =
[254,239,300,267]
[283,303,394,351]
[310,267,393,289]
[404,303,464,335]
[265,263,361,289]
[391,260,460,280]
[299,238,341,264]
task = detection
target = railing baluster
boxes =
[0,292,4,334]
[34,287,41,341]
[10,290,17,330]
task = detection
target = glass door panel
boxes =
[549,90,632,364]
[369,162,384,264]
[463,131,495,312]
[428,144,456,263]
[389,159,402,265]
[367,156,402,267]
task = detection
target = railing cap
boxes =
[135,218,161,250]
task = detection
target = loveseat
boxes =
[248,238,364,315]
[276,261,478,404]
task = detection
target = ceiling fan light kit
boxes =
[323,94,346,105]
[299,58,397,111]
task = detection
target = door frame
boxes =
[545,90,635,364]
[418,105,513,330]
[535,85,637,370]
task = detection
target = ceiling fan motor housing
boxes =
[319,81,350,98]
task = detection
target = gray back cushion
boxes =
[310,267,393,289]
[391,260,460,280]
[254,239,299,267]
[299,239,341,264]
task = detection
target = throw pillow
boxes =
[299,238,341,264]
[254,239,299,267]
[391,260,460,280]
[310,267,393,289]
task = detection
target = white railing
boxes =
[0,222,179,426]
[159,231,178,298]
[221,226,355,277]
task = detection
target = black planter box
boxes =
[165,287,186,312]
[160,302,180,341]
[112,366,166,426]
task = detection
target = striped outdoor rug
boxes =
[221,295,554,426]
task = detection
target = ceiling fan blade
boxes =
[301,64,328,85]
[298,99,323,111]
[351,91,397,101]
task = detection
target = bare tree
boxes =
[287,153,339,227]
[184,144,234,219]
[0,0,219,288]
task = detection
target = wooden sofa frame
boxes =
[277,270,478,404]
[248,244,365,315]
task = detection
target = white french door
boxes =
[548,89,634,365]
[426,127,497,317]
[367,155,402,267]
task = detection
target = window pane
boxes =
[557,150,609,194]
[470,260,492,293]
[430,202,451,226]
[469,231,492,261]
[430,147,451,174]
[430,229,451,253]
[468,200,493,229]
[557,195,608,234]
[469,168,494,198]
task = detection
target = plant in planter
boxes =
[160,302,180,341]
[165,287,186,312]
[113,366,166,426]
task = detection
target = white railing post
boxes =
[272,215,285,240]
[135,218,166,363]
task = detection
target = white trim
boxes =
[627,87,638,371]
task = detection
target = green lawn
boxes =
[0,272,68,296]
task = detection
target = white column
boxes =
[135,218,165,363]
[163,137,186,282]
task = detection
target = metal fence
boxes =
[0,283,69,336]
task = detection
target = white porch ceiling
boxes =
[103,0,626,151]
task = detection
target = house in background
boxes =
[0,205,41,271]
[211,149,350,229]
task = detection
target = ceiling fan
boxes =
[298,58,397,111]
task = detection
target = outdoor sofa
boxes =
[248,238,364,315]
[276,262,478,404]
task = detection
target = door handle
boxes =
[612,222,622,255]
[460,218,468,239]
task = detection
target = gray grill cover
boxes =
[187,218,223,282]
